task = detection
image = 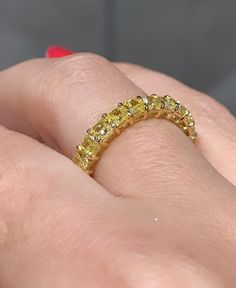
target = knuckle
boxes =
[31,53,114,114]
[45,52,112,89]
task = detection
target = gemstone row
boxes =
[73,95,196,174]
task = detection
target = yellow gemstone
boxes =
[105,112,121,128]
[108,106,130,128]
[178,105,188,116]
[163,96,177,112]
[184,113,195,126]
[147,94,163,116]
[123,98,145,120]
[161,95,177,118]
[81,135,102,158]
[92,118,114,141]
[73,149,92,172]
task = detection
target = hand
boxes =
[0,53,235,287]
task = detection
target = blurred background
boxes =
[0,0,235,114]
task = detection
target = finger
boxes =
[0,54,224,198]
[0,124,105,214]
[116,62,236,186]
[0,125,120,287]
[0,54,147,197]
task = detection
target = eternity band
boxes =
[73,95,197,175]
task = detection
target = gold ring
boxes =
[73,95,196,175]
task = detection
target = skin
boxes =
[0,53,235,287]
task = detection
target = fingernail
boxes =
[45,46,75,58]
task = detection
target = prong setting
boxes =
[73,94,196,175]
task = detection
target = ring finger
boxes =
[0,53,221,197]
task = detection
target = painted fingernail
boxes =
[45,46,75,58]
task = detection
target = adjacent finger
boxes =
[116,62,236,186]
[0,125,120,287]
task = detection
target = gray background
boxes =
[0,0,235,114]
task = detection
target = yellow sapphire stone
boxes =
[92,118,114,142]
[147,94,163,116]
[73,148,93,172]
[80,134,102,158]
[109,106,130,129]
[123,97,146,121]
[73,95,197,174]
[159,95,177,119]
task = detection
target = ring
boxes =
[73,95,197,175]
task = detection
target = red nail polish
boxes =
[45,46,75,58]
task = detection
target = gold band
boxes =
[73,95,197,175]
